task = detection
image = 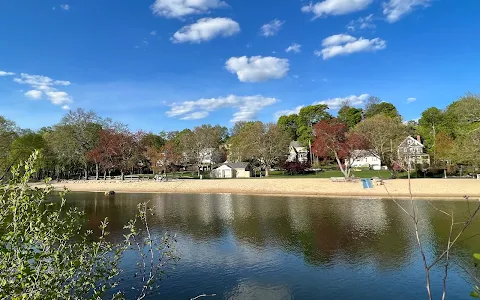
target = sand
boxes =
[37,178,480,200]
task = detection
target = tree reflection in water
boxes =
[56,192,479,300]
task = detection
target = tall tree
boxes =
[445,93,480,134]
[277,114,299,141]
[312,119,368,178]
[354,114,406,171]
[364,97,400,119]
[9,132,47,170]
[418,107,447,163]
[229,122,290,176]
[0,116,19,176]
[296,104,332,149]
[338,105,363,128]
[179,125,228,175]
[58,109,105,180]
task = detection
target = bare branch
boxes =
[190,294,217,300]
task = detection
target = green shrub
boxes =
[0,151,177,299]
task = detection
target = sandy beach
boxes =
[38,178,480,199]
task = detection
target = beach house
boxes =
[345,150,383,170]
[210,162,253,178]
[286,141,309,163]
[397,136,431,167]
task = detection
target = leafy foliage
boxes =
[0,151,177,299]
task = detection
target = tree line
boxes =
[1,93,479,180]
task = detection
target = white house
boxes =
[345,150,383,170]
[286,141,309,163]
[210,162,253,178]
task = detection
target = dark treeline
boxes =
[1,93,479,180]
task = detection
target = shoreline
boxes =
[34,178,480,200]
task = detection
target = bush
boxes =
[0,151,178,299]
[284,162,311,175]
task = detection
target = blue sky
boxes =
[1,0,479,132]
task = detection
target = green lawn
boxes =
[269,169,393,179]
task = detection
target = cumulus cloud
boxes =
[225,56,289,82]
[60,4,70,10]
[151,0,227,19]
[166,95,278,122]
[12,73,73,107]
[302,0,373,18]
[62,105,71,110]
[172,18,240,43]
[24,90,42,99]
[260,19,285,37]
[274,105,304,120]
[0,70,15,76]
[286,43,301,53]
[407,97,416,103]
[315,93,369,109]
[315,34,386,60]
[150,30,157,36]
[383,0,430,23]
[347,14,375,31]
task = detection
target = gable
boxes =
[398,136,424,148]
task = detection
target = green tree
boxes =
[417,107,448,164]
[9,132,47,169]
[0,152,177,299]
[354,114,407,171]
[364,97,400,119]
[277,114,299,141]
[58,109,107,180]
[297,104,332,146]
[229,122,290,176]
[337,105,363,128]
[445,93,480,135]
[179,124,228,175]
[0,116,19,177]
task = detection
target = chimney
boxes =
[416,135,421,143]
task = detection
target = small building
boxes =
[397,136,431,167]
[345,150,383,170]
[286,141,309,163]
[210,162,253,179]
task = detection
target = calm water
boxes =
[59,192,480,299]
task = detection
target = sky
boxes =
[0,0,479,132]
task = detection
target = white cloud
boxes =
[60,4,70,10]
[383,0,430,23]
[0,70,15,76]
[286,43,301,53]
[12,73,73,107]
[302,0,373,18]
[151,0,227,19]
[407,97,416,103]
[150,30,157,36]
[260,19,285,37]
[321,34,357,47]
[166,95,278,122]
[315,34,386,60]
[24,90,42,100]
[62,105,71,110]
[347,14,376,31]
[225,56,289,82]
[315,93,369,109]
[172,18,240,43]
[274,105,304,120]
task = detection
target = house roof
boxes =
[398,136,424,148]
[290,141,303,148]
[226,162,250,169]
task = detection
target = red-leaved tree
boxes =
[312,119,369,178]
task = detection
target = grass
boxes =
[269,169,393,179]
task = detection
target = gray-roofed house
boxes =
[210,162,253,178]
[286,141,309,163]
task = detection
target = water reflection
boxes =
[59,192,479,300]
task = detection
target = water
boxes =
[59,192,480,299]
